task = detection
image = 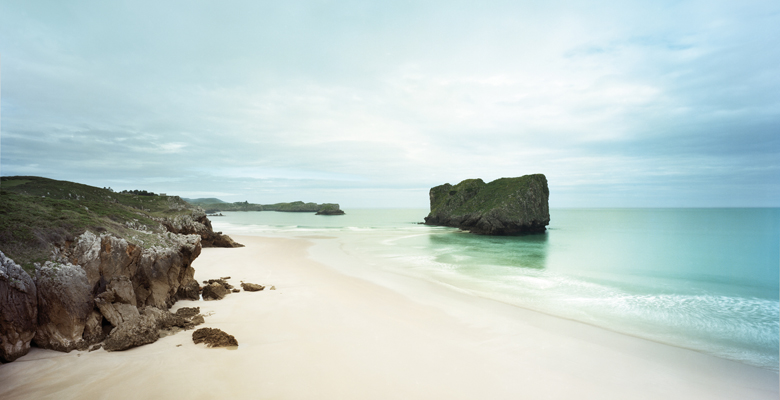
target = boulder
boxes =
[34,261,93,352]
[204,278,233,289]
[103,313,160,352]
[95,298,140,327]
[424,174,550,235]
[0,252,37,362]
[241,282,265,292]
[202,282,229,300]
[173,307,205,330]
[103,306,204,351]
[192,327,238,347]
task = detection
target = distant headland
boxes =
[183,198,345,215]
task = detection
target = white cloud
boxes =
[1,0,778,207]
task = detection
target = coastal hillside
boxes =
[424,174,550,234]
[0,176,241,362]
[181,198,228,205]
[0,176,240,271]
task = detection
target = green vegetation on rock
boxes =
[315,203,345,215]
[0,176,202,272]
[424,174,549,235]
[181,198,227,205]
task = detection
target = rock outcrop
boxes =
[240,282,265,292]
[0,252,38,362]
[160,213,244,248]
[28,230,202,352]
[192,327,238,347]
[0,177,244,362]
[103,306,205,351]
[315,203,345,215]
[34,261,94,352]
[424,174,550,235]
[202,282,229,300]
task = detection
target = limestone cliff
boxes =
[159,212,244,248]
[33,231,201,353]
[0,176,235,361]
[424,174,550,235]
[0,252,37,362]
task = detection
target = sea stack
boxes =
[315,203,345,215]
[424,174,550,235]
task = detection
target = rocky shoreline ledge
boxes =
[0,176,248,362]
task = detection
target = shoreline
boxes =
[0,235,777,399]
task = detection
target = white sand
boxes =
[0,235,777,399]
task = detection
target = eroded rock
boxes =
[0,252,37,362]
[192,327,238,347]
[103,306,204,351]
[424,174,550,235]
[202,282,229,300]
[241,282,265,292]
[34,261,92,352]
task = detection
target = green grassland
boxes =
[0,176,199,272]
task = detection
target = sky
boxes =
[1,0,778,208]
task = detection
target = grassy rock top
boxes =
[424,174,550,235]
[0,176,202,272]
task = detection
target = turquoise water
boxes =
[210,208,780,370]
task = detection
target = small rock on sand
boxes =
[202,282,229,300]
[241,282,265,292]
[192,328,238,348]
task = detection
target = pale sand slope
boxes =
[0,235,776,400]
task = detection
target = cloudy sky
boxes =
[1,0,778,208]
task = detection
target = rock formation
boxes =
[192,327,238,347]
[424,174,550,235]
[24,230,202,353]
[315,203,345,215]
[0,177,243,362]
[0,252,37,362]
[202,282,229,300]
[160,213,244,248]
[103,306,205,351]
[33,261,94,352]
[240,282,265,292]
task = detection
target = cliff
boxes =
[0,176,239,362]
[424,174,550,235]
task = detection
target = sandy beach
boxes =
[0,235,777,399]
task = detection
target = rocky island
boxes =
[315,203,345,215]
[424,174,550,235]
[0,176,242,362]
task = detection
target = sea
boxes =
[210,208,780,371]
